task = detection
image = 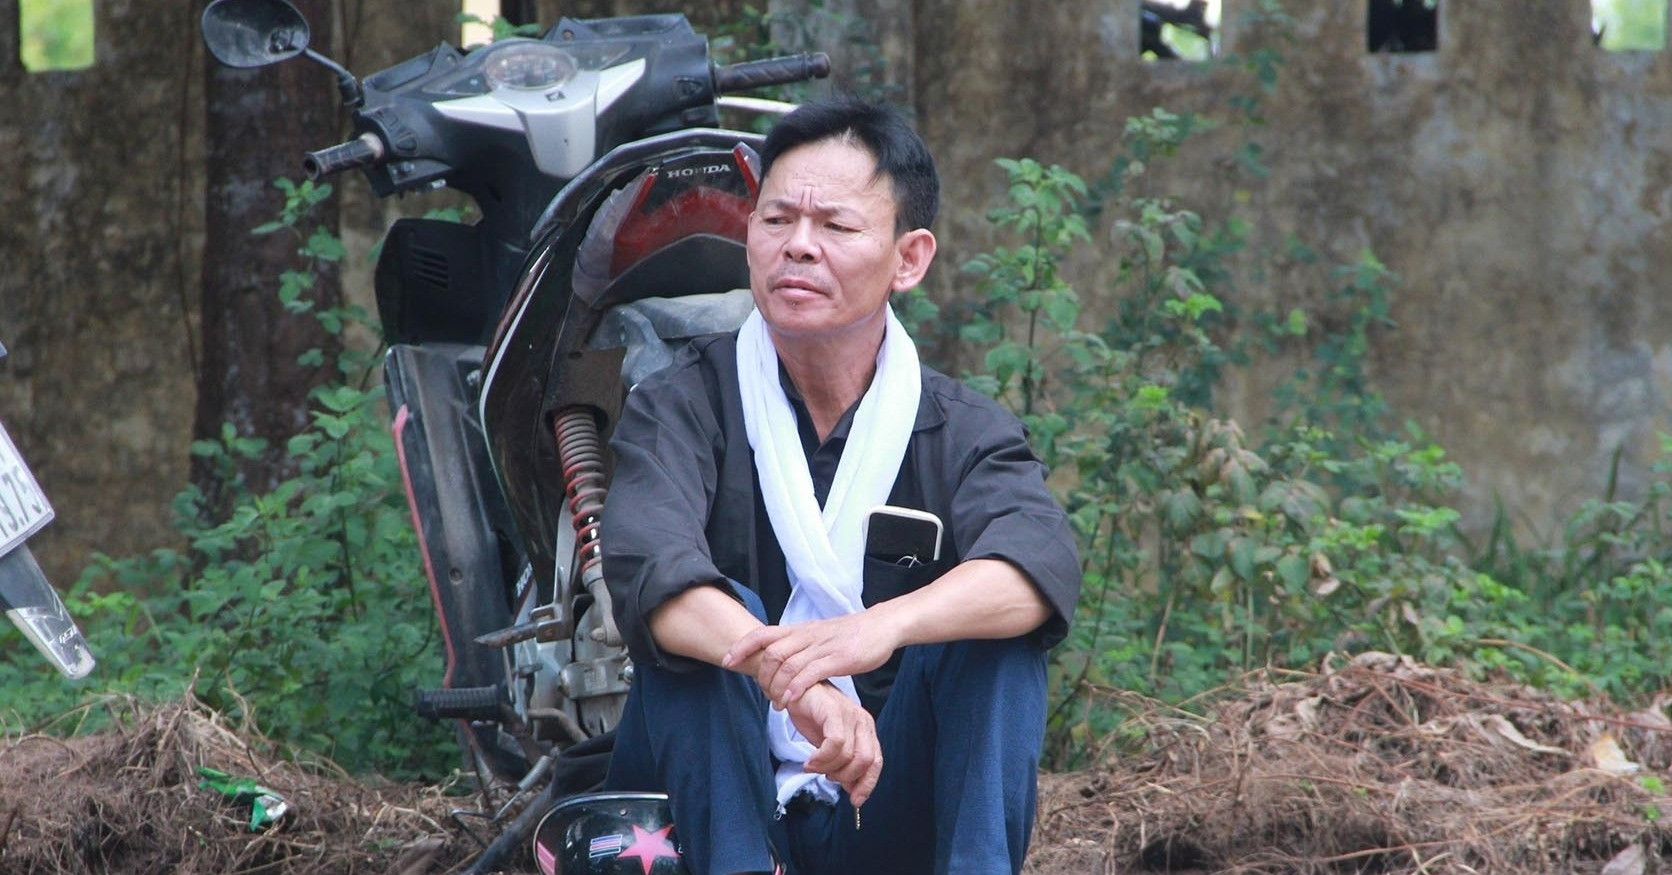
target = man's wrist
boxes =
[727,639,768,678]
[860,595,916,653]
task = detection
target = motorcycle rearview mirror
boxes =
[201,0,363,108]
[200,0,310,68]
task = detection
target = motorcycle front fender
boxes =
[0,545,95,679]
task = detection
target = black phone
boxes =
[864,505,943,567]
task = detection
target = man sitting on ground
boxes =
[601,95,1082,875]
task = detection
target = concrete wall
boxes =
[4,0,1669,582]
[898,0,1672,538]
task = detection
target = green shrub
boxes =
[0,179,454,778]
[954,135,1560,768]
[952,91,1672,769]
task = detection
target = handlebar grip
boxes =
[712,52,832,94]
[302,133,385,180]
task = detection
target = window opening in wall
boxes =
[20,0,95,72]
[1368,0,1439,53]
[461,0,499,48]
[1142,0,1220,62]
[1593,0,1668,51]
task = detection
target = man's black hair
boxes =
[759,95,940,235]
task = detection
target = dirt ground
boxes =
[4,651,1670,874]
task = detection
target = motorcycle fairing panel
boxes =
[479,138,763,601]
[200,3,831,859]
[364,15,728,350]
[0,547,95,680]
[395,138,764,771]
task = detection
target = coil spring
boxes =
[554,407,608,581]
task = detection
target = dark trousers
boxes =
[604,585,1047,875]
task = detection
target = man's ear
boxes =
[891,228,938,292]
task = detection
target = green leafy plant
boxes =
[957,133,1497,769]
[0,179,453,778]
[1264,249,1399,455]
[944,25,1672,767]
[709,1,897,114]
[1467,438,1672,700]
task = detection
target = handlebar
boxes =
[712,52,831,94]
[299,51,829,185]
[302,132,385,180]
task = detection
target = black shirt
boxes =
[780,361,855,509]
[600,332,1081,714]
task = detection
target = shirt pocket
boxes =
[861,555,942,608]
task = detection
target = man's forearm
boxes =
[869,557,1051,648]
[648,583,769,672]
[723,557,1052,708]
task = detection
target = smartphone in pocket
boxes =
[864,505,943,568]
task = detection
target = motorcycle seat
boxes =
[588,289,755,388]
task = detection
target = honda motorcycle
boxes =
[0,338,96,681]
[201,1,828,870]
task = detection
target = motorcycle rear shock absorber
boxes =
[553,406,622,647]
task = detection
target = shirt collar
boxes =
[776,359,943,439]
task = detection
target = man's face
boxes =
[746,138,929,347]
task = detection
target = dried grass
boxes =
[8,654,1671,874]
[0,696,474,874]
[1027,651,1672,875]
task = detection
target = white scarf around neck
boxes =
[736,304,921,809]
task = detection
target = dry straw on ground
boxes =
[5,653,1672,874]
[0,697,472,874]
[1027,651,1672,875]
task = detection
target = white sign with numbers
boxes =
[0,420,53,559]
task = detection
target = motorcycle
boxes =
[201,1,828,869]
[0,338,96,681]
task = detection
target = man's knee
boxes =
[911,634,1047,695]
[881,634,1048,763]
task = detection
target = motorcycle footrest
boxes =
[414,685,504,722]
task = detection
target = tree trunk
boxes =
[195,0,345,509]
[501,0,542,26]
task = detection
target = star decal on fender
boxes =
[616,824,680,874]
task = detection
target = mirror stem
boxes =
[305,48,363,109]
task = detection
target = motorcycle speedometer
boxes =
[484,41,577,91]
